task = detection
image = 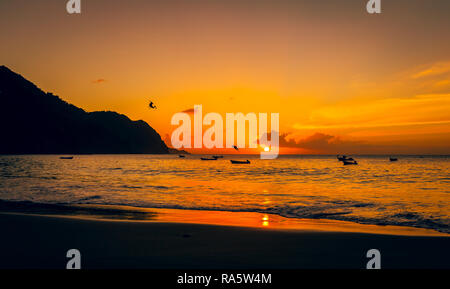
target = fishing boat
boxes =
[389,157,398,162]
[337,155,346,161]
[337,155,353,161]
[212,155,223,159]
[230,160,250,164]
[60,156,74,160]
[179,155,186,158]
[201,157,217,161]
[343,160,358,165]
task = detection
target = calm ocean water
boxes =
[0,155,449,233]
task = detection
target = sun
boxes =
[264,146,270,152]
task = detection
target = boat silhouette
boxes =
[60,156,74,160]
[230,160,250,164]
[201,157,217,161]
[343,159,358,165]
[389,157,398,162]
[337,155,354,161]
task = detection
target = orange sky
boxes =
[1,0,449,154]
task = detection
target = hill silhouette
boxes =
[0,66,169,154]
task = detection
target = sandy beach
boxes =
[0,211,448,269]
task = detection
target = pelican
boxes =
[149,101,157,109]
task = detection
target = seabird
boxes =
[149,101,157,109]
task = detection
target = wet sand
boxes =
[0,212,448,269]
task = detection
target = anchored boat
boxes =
[230,160,250,164]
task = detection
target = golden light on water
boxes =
[262,199,271,205]
[262,214,269,227]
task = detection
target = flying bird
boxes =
[149,101,157,109]
[233,145,239,151]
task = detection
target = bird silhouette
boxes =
[233,145,239,151]
[149,101,157,109]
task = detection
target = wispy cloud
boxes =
[293,93,450,131]
[293,120,450,130]
[412,61,450,79]
[278,132,376,153]
[92,78,107,84]
[181,108,195,114]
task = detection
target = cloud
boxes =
[293,120,450,130]
[434,79,450,87]
[261,130,450,155]
[293,93,450,131]
[181,108,195,114]
[92,78,107,84]
[257,131,376,153]
[412,61,450,79]
[279,132,369,153]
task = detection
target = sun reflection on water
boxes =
[262,214,269,227]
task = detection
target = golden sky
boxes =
[1,0,449,154]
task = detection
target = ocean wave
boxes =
[1,199,447,234]
[78,195,102,202]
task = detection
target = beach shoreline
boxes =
[1,199,447,236]
[0,211,448,269]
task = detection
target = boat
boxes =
[230,160,250,164]
[337,155,346,161]
[343,160,358,165]
[389,157,398,162]
[179,155,186,158]
[200,157,217,161]
[212,155,223,159]
[60,157,74,160]
[337,155,353,161]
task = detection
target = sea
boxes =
[0,154,448,233]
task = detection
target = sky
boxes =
[1,0,449,154]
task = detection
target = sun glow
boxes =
[262,214,269,226]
